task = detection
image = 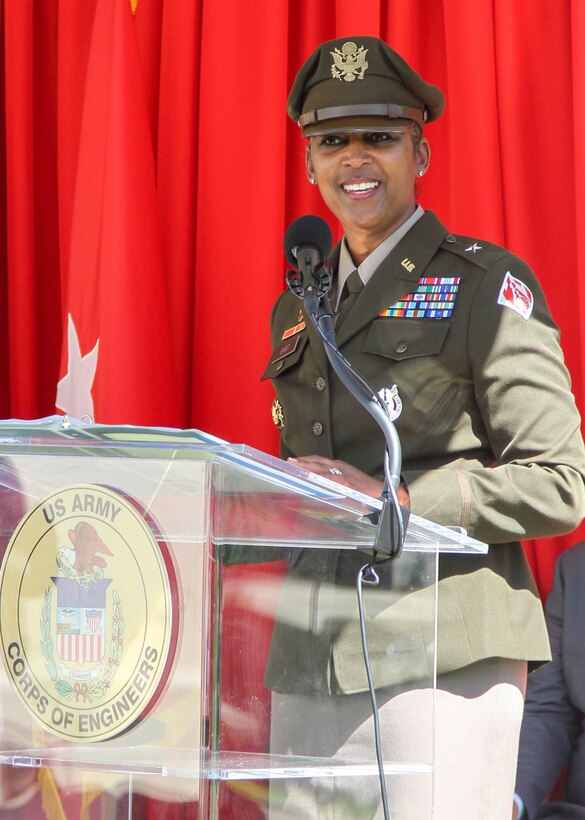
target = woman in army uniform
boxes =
[263,36,585,819]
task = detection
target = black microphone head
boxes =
[284,215,333,268]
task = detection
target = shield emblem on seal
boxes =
[53,577,111,665]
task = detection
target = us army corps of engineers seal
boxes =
[0,484,178,742]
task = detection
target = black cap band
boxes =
[298,102,426,128]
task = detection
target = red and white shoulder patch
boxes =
[497,272,534,320]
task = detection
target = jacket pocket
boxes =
[363,318,450,361]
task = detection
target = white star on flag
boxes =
[55,314,100,421]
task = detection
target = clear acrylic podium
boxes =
[0,418,486,818]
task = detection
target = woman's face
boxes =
[306,128,429,254]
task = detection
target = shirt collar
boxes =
[336,205,425,305]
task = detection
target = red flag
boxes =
[56,0,180,427]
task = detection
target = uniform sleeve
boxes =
[515,556,580,816]
[404,256,585,543]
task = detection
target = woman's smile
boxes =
[340,178,381,197]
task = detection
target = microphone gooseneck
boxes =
[283,214,407,560]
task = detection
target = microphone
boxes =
[281,215,406,559]
[284,215,333,299]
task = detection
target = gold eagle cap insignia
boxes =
[330,42,369,82]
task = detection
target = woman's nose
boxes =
[342,137,370,165]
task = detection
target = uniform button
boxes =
[311,421,323,436]
[395,341,408,354]
[445,234,457,244]
[314,377,326,391]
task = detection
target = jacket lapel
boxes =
[336,211,450,347]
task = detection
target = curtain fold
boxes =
[3,3,41,417]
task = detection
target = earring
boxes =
[308,177,316,185]
[417,169,425,177]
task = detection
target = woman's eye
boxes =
[367,132,399,143]
[320,135,346,147]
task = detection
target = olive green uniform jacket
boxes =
[261,210,585,695]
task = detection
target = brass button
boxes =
[311,421,323,436]
[315,377,326,391]
[395,341,408,354]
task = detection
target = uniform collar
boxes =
[335,205,425,307]
[333,210,451,346]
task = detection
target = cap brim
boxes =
[303,116,417,138]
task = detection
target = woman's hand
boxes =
[288,455,410,507]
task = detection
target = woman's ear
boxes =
[305,143,316,184]
[416,137,431,176]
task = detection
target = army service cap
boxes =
[287,36,445,137]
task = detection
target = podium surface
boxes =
[0,418,486,817]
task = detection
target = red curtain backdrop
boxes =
[1,0,584,609]
[1,0,584,816]
[1,0,585,774]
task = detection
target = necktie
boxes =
[336,269,363,326]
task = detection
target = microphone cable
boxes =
[357,554,393,820]
[354,476,404,820]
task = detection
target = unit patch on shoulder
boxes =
[380,277,461,319]
[497,272,534,320]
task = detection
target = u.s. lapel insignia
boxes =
[380,277,461,319]
[497,271,534,320]
[271,398,285,429]
[465,243,482,253]
[378,385,403,421]
[331,42,369,82]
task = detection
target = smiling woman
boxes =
[306,127,429,264]
[261,34,585,820]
